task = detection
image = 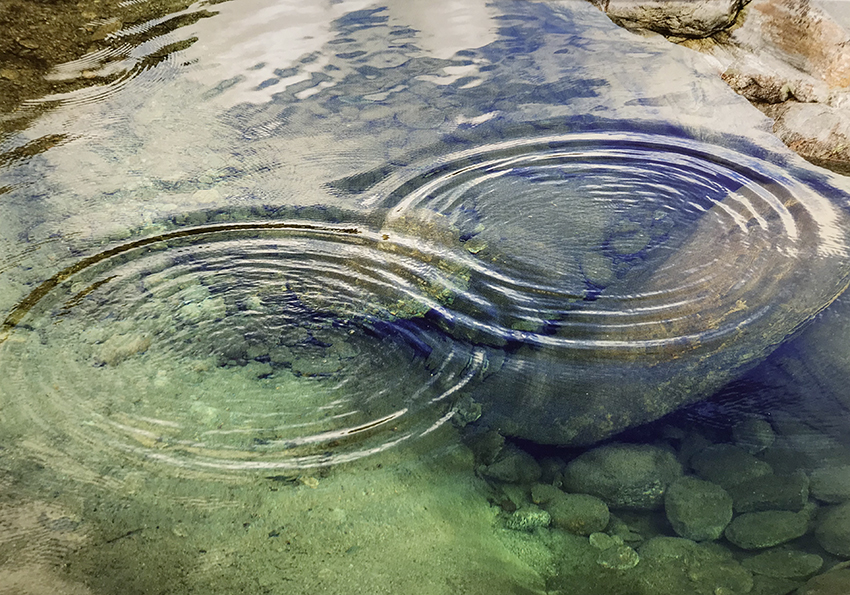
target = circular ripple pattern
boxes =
[375,131,850,359]
[0,221,485,473]
[3,130,850,460]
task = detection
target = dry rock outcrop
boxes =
[589,0,744,37]
[589,0,850,174]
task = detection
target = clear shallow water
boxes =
[3,0,850,593]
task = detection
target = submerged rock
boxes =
[741,548,823,580]
[794,569,850,595]
[814,501,850,557]
[810,465,850,504]
[691,444,773,489]
[664,476,733,541]
[481,445,542,484]
[544,492,610,536]
[725,510,808,549]
[562,444,682,510]
[637,536,754,594]
[547,531,753,594]
[751,575,803,595]
[589,531,622,550]
[728,472,810,513]
[733,418,777,454]
[96,333,153,366]
[530,483,563,506]
[596,544,640,570]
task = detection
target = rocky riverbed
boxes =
[466,387,850,595]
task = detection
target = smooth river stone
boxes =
[724,511,808,549]
[665,476,733,541]
[728,471,809,513]
[733,418,776,454]
[691,445,773,490]
[793,569,850,595]
[544,493,610,536]
[810,465,850,504]
[815,501,850,557]
[741,548,823,579]
[562,443,682,510]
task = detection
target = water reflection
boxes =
[3,0,850,593]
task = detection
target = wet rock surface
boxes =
[590,0,744,37]
[814,501,850,556]
[477,394,850,594]
[741,549,823,579]
[810,466,850,504]
[665,476,733,541]
[590,0,850,174]
[562,443,683,510]
[725,511,809,549]
[691,444,774,489]
[729,472,810,513]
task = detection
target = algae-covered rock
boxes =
[810,466,850,504]
[725,511,808,550]
[544,493,610,536]
[751,574,802,595]
[729,472,809,513]
[814,501,850,557]
[637,536,754,595]
[562,444,682,510]
[691,444,773,489]
[665,476,733,541]
[481,445,542,484]
[589,531,622,550]
[794,569,850,595]
[547,532,753,594]
[596,544,640,570]
[741,548,823,579]
[530,483,563,506]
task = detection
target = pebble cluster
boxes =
[465,409,850,595]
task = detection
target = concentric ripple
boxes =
[0,220,486,473]
[372,131,850,360]
[4,130,850,461]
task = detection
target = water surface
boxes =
[3,1,850,593]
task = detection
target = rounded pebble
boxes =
[724,511,808,550]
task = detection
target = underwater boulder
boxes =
[365,127,850,447]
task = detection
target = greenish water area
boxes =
[4,0,850,593]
